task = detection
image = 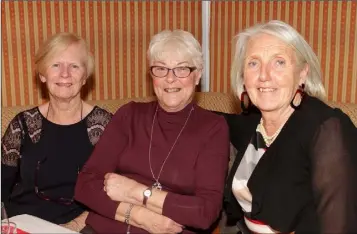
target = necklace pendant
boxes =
[152,182,162,190]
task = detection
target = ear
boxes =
[194,69,203,86]
[39,74,47,83]
[82,76,88,86]
[299,63,309,85]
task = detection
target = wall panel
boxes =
[210,1,357,104]
[1,1,202,107]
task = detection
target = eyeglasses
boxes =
[35,159,79,205]
[150,66,197,78]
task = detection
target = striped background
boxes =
[211,1,357,103]
[1,1,202,107]
[2,1,357,107]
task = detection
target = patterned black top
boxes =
[1,106,112,224]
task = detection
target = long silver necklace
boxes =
[148,104,194,190]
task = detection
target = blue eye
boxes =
[276,59,286,66]
[247,60,259,69]
[248,61,257,67]
[156,67,167,71]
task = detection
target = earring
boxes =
[240,86,251,114]
[290,83,305,110]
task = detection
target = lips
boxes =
[164,88,181,93]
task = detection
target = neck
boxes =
[261,106,294,136]
[47,97,83,125]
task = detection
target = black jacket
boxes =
[220,96,357,233]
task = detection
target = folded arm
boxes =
[105,118,230,229]
[75,104,182,232]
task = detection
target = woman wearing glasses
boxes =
[1,33,112,225]
[75,30,230,233]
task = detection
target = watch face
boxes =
[144,189,152,197]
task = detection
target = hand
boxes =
[104,173,138,203]
[135,207,184,234]
[59,221,80,232]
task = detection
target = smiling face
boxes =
[151,48,201,112]
[243,33,308,115]
[39,43,88,101]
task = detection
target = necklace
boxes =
[257,118,284,147]
[46,101,83,121]
[148,104,194,190]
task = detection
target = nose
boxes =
[258,63,271,82]
[165,69,176,83]
[60,65,70,78]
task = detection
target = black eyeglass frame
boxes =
[150,66,197,78]
[34,159,79,205]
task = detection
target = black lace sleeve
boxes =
[86,107,113,145]
[1,114,24,201]
[310,111,357,233]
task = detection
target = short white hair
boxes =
[147,30,203,70]
[231,20,326,100]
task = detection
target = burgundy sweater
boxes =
[75,101,229,233]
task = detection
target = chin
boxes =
[160,100,185,112]
[255,104,280,112]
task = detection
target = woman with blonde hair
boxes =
[221,20,357,233]
[1,32,112,225]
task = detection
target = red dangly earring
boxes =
[290,83,305,109]
[240,85,251,114]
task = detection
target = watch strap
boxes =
[143,187,152,206]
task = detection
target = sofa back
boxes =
[1,92,240,136]
[2,92,356,137]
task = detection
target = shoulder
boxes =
[18,107,43,143]
[85,107,113,141]
[192,106,231,138]
[2,107,41,165]
[301,96,349,127]
[195,105,227,126]
[86,106,113,145]
[112,101,156,118]
[87,106,112,125]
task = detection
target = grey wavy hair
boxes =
[147,29,203,70]
[231,20,326,100]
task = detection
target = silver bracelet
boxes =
[124,203,134,225]
[125,203,134,234]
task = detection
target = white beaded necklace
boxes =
[257,118,284,147]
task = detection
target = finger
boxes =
[172,221,184,228]
[170,225,183,234]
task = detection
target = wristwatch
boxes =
[143,187,152,206]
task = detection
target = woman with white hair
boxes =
[75,30,229,233]
[222,20,357,233]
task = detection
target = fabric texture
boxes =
[232,130,266,213]
[222,95,357,233]
[1,106,112,224]
[75,100,230,233]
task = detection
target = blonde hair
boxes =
[147,30,203,70]
[231,20,326,100]
[35,32,94,78]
